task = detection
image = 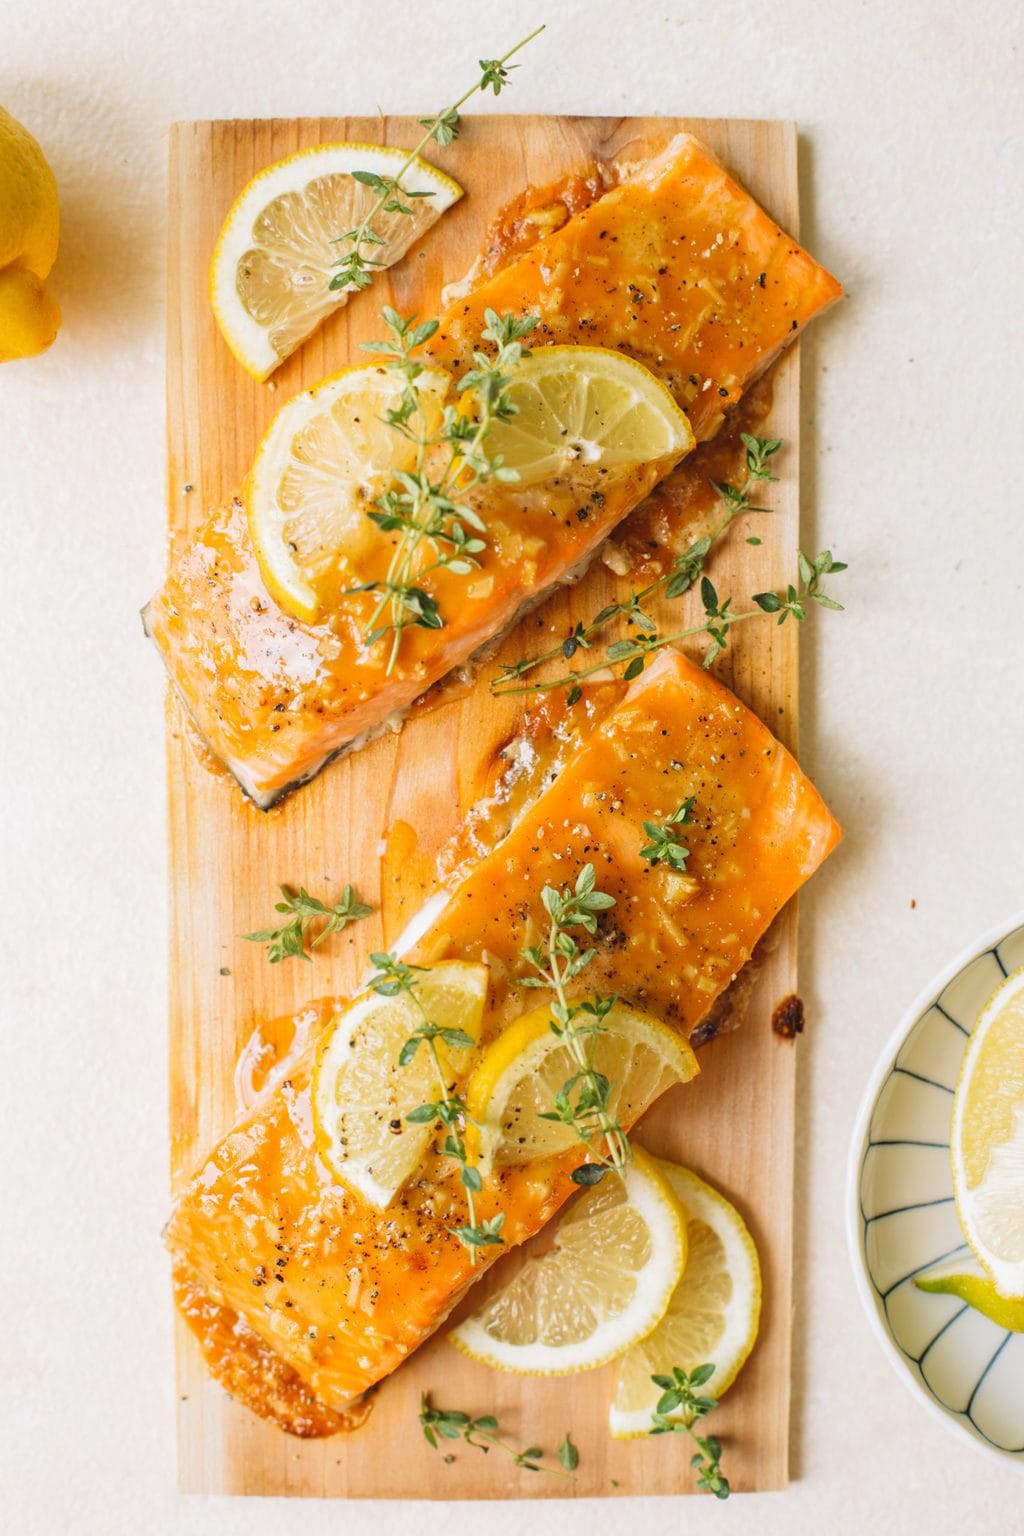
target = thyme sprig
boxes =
[520,864,629,1184]
[329,26,544,294]
[346,306,537,674]
[492,433,782,694]
[649,1364,730,1499]
[640,797,696,872]
[372,952,502,1259]
[244,884,372,963]
[419,1395,578,1478]
[492,548,847,698]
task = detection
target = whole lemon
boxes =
[0,104,61,362]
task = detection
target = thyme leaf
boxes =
[558,1432,580,1472]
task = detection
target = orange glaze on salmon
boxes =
[167,651,841,1434]
[145,135,841,808]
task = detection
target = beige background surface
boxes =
[1,0,1021,1531]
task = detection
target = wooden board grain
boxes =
[166,115,803,1498]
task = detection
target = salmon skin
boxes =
[167,651,841,1435]
[145,135,841,809]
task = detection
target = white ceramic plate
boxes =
[847,913,1024,1464]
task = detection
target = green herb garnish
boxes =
[345,306,537,673]
[558,1432,580,1472]
[244,883,372,963]
[520,864,629,1183]
[330,27,544,294]
[492,548,847,697]
[649,1363,730,1499]
[372,952,500,1259]
[419,1394,577,1478]
[640,797,697,872]
[493,433,783,692]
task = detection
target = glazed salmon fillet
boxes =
[167,651,841,1435]
[145,135,841,808]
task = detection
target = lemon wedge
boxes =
[312,959,488,1207]
[951,966,1024,1298]
[609,1160,761,1436]
[246,361,449,622]
[915,1267,1024,1332]
[483,346,693,485]
[449,1147,686,1375]
[465,1001,698,1173]
[210,143,462,380]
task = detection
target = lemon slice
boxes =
[247,361,449,621]
[465,1001,698,1173]
[449,1147,686,1374]
[951,966,1024,1298]
[211,143,463,380]
[482,347,694,485]
[312,959,489,1207]
[609,1160,761,1436]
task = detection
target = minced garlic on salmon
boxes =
[144,135,841,808]
[167,651,841,1435]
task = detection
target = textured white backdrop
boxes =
[1,1,1022,1531]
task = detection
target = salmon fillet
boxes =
[145,134,841,808]
[167,651,841,1434]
